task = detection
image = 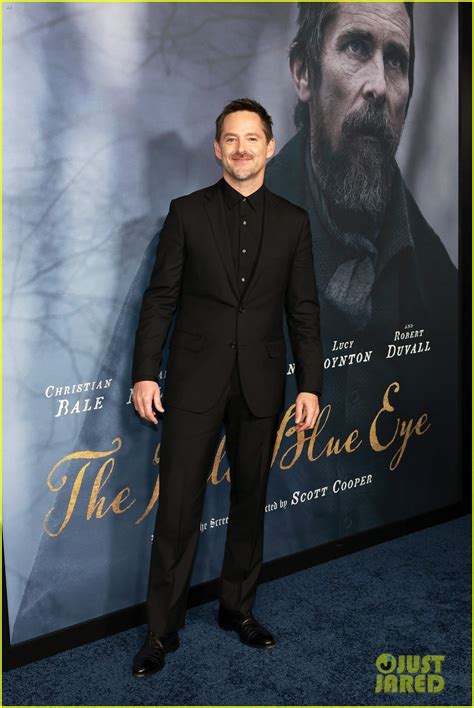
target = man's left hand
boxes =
[294,392,320,431]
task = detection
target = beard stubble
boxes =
[311,99,402,225]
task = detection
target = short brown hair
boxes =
[215,98,274,142]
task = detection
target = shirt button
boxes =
[242,248,246,254]
[242,198,246,202]
[242,220,247,226]
[241,277,246,282]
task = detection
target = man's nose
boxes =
[362,52,387,107]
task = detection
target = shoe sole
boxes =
[132,637,180,678]
[218,618,276,649]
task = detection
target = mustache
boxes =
[341,103,398,152]
[232,152,254,159]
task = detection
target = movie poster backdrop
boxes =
[3,2,458,643]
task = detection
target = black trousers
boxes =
[146,354,281,634]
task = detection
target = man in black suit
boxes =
[130,98,323,677]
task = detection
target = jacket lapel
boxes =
[203,182,240,300]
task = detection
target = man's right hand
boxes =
[132,381,164,424]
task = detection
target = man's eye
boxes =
[347,40,365,55]
[386,55,402,70]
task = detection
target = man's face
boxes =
[303,3,411,218]
[214,110,275,184]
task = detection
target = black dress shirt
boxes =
[219,177,265,298]
[219,177,320,399]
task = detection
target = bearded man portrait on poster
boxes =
[266,1,458,531]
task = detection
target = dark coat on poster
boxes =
[265,129,459,533]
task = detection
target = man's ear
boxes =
[290,56,312,102]
[214,139,222,160]
[266,137,276,160]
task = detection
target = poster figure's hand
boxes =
[132,381,164,424]
[294,392,320,431]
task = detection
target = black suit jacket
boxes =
[131,179,323,417]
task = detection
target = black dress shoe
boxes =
[132,630,180,678]
[218,605,276,648]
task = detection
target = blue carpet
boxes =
[4,515,471,706]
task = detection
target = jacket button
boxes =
[239,306,246,313]
[230,341,237,348]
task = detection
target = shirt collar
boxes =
[220,177,265,211]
